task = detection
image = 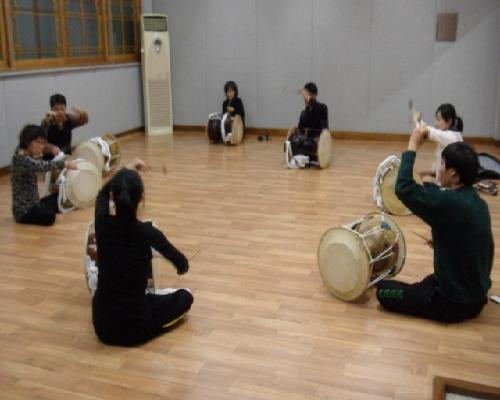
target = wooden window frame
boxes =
[433,376,500,400]
[62,0,105,63]
[0,0,141,72]
[9,0,65,68]
[104,0,140,63]
[0,0,9,69]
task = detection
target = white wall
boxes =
[154,0,500,138]
[141,0,152,14]
[0,64,144,167]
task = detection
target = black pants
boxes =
[18,193,59,226]
[93,289,194,346]
[290,133,319,162]
[377,274,485,323]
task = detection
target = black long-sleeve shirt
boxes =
[298,100,329,131]
[41,119,76,155]
[93,175,188,318]
[222,97,245,124]
[396,151,493,304]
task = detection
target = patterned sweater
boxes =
[11,149,65,221]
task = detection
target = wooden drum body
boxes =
[284,127,332,169]
[206,112,244,145]
[207,113,223,144]
[74,133,121,173]
[317,212,406,301]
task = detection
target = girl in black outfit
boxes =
[92,160,194,346]
[298,82,329,131]
[222,81,245,125]
[292,82,329,161]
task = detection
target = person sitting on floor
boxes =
[377,129,493,323]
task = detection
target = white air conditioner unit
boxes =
[141,14,173,136]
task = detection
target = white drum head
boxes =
[209,112,223,120]
[318,227,371,301]
[75,141,104,172]
[65,161,101,208]
[230,115,244,145]
[318,129,333,169]
[380,166,423,215]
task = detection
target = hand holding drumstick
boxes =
[126,158,149,173]
[408,99,422,127]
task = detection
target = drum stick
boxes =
[408,99,414,112]
[408,99,415,125]
[410,230,431,243]
[408,99,422,127]
[189,233,216,261]
[148,165,167,174]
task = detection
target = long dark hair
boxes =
[109,169,144,221]
[436,103,463,132]
[224,81,238,97]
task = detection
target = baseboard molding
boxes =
[173,125,499,145]
[174,125,205,132]
[245,127,289,137]
[332,130,408,141]
[433,376,500,400]
[0,165,10,177]
[0,126,145,177]
[114,126,144,139]
[174,125,289,136]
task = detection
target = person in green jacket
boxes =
[376,126,494,323]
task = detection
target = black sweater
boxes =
[396,151,493,304]
[92,176,188,322]
[41,119,76,155]
[222,97,245,124]
[298,100,329,131]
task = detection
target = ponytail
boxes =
[109,169,144,221]
[115,188,135,220]
[436,103,463,132]
[453,116,463,132]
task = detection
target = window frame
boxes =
[104,0,140,63]
[61,0,105,62]
[0,0,141,72]
[0,0,9,69]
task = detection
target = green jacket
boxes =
[396,151,493,304]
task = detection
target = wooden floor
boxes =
[0,131,499,400]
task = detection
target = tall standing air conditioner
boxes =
[141,14,173,135]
